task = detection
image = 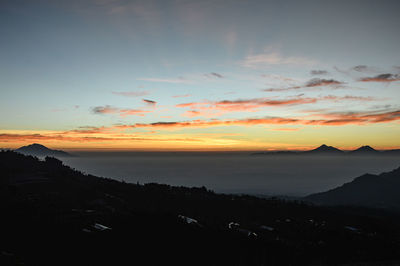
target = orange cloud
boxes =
[177,97,317,113]
[306,110,400,125]
[172,94,191,98]
[132,117,302,129]
[92,105,151,117]
[122,109,400,129]
[176,95,377,117]
[0,133,202,143]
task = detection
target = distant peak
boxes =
[15,143,71,157]
[19,143,51,150]
[310,144,343,153]
[29,143,47,148]
[352,145,377,153]
[316,144,336,150]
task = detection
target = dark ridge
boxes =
[304,166,400,210]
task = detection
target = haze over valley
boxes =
[62,150,400,196]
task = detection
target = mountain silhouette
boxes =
[349,145,378,154]
[252,144,400,156]
[304,166,400,210]
[15,143,72,157]
[304,144,343,154]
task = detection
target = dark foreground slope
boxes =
[1,151,400,266]
[305,167,400,211]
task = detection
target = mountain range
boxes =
[253,144,400,156]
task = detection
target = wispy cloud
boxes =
[172,94,191,98]
[137,77,188,84]
[264,78,344,92]
[359,74,400,83]
[92,105,151,117]
[352,65,376,73]
[176,95,376,117]
[321,95,376,102]
[182,110,201,117]
[240,52,317,68]
[335,65,380,76]
[142,99,157,106]
[112,91,149,97]
[310,70,328,75]
[205,72,224,78]
[307,110,400,125]
[176,97,318,116]
[305,78,344,87]
[119,109,400,130]
[0,133,201,143]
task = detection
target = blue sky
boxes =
[1,0,399,150]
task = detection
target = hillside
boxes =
[1,151,400,265]
[304,167,400,210]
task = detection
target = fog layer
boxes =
[61,152,400,196]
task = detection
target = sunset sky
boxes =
[1,0,400,150]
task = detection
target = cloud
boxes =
[310,70,328,75]
[66,126,109,134]
[172,94,191,98]
[261,74,300,84]
[121,109,400,130]
[215,98,318,108]
[92,105,151,117]
[359,74,400,83]
[132,117,302,129]
[240,52,317,68]
[112,91,149,97]
[0,133,201,143]
[352,65,369,72]
[305,78,344,87]
[263,78,344,92]
[142,99,157,106]
[183,110,201,117]
[176,97,318,115]
[306,110,400,125]
[335,65,381,76]
[0,133,116,142]
[92,105,119,114]
[208,72,224,78]
[321,95,376,102]
[137,77,188,84]
[263,87,301,92]
[176,95,376,117]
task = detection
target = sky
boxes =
[0,0,400,151]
